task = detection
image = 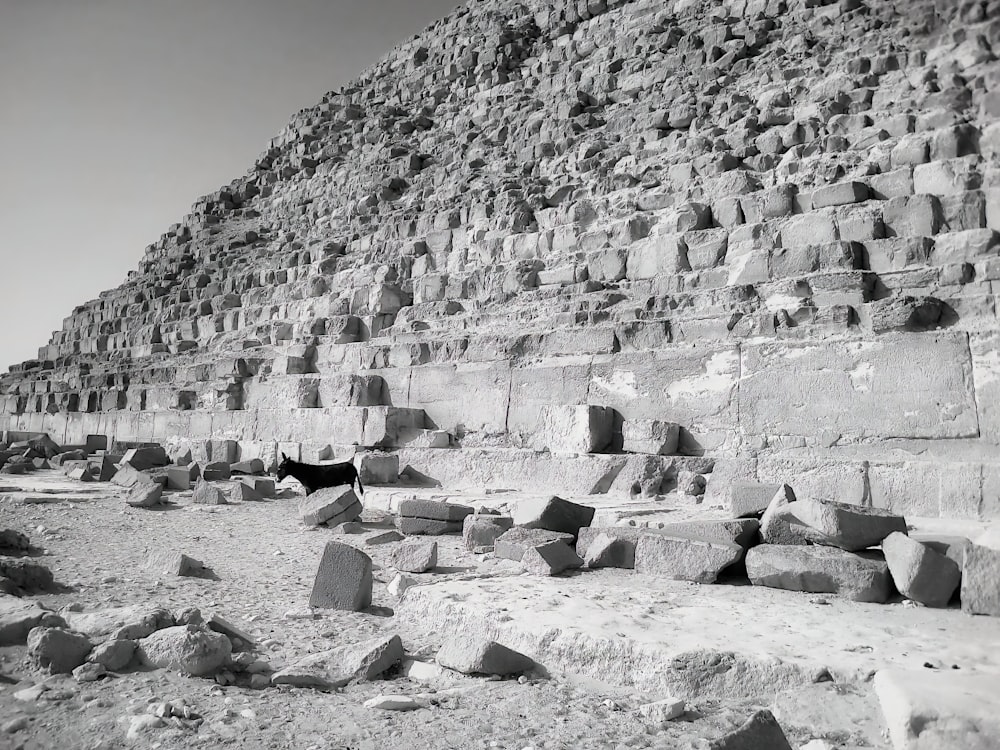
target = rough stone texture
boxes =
[521,540,584,576]
[494,527,575,563]
[126,482,163,508]
[89,639,137,671]
[576,520,759,565]
[299,485,362,527]
[634,534,743,584]
[391,540,437,573]
[27,626,93,674]
[793,499,907,551]
[0,557,54,594]
[144,552,204,578]
[510,495,595,537]
[874,669,1000,750]
[746,546,892,603]
[532,405,615,454]
[309,541,373,611]
[192,480,227,505]
[760,486,809,546]
[271,634,403,689]
[584,533,635,569]
[962,543,1000,616]
[707,709,793,750]
[137,624,232,676]
[636,697,685,725]
[622,420,680,456]
[729,482,780,518]
[0,601,66,646]
[882,532,961,608]
[64,605,174,640]
[397,499,473,522]
[435,637,534,676]
[462,514,513,552]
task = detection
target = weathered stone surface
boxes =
[309,541,372,611]
[532,405,614,454]
[874,668,1000,750]
[27,626,93,674]
[584,533,635,569]
[271,634,403,689]
[121,446,168,470]
[729,482,781,517]
[395,517,464,535]
[89,638,137,670]
[462,514,513,552]
[882,532,961,608]
[494,527,575,562]
[436,637,534,676]
[299,485,361,527]
[126,482,163,507]
[707,709,793,750]
[192,479,227,505]
[622,420,680,456]
[746,545,892,603]
[576,520,759,566]
[137,624,232,676]
[634,534,743,583]
[0,600,65,646]
[145,551,205,578]
[962,543,1000,616]
[392,540,437,573]
[636,697,686,725]
[793,499,907,551]
[0,528,31,552]
[0,557,54,594]
[397,499,473,522]
[65,605,174,641]
[511,495,595,537]
[521,540,584,576]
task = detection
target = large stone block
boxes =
[463,514,514,552]
[622,419,679,455]
[299,485,362,527]
[511,495,595,536]
[309,541,372,611]
[532,405,615,454]
[407,362,510,437]
[745,545,892,602]
[962,543,1000,616]
[634,534,743,583]
[882,532,961,608]
[793,499,907,551]
[507,360,592,443]
[494,528,575,562]
[739,334,978,440]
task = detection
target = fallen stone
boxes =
[522,540,584,576]
[206,613,255,646]
[300,485,361,527]
[271,634,403,689]
[708,709,793,750]
[882,532,961,607]
[0,528,31,552]
[636,696,686,724]
[910,533,970,570]
[436,637,534,676]
[962,543,1000,616]
[137,624,232,676]
[494,527,575,562]
[729,482,781,517]
[230,459,265,475]
[793,499,907,551]
[622,419,680,455]
[66,466,94,482]
[462,514,513,551]
[511,495,595,536]
[127,714,165,740]
[144,552,204,577]
[192,480,227,505]
[746,545,892,602]
[241,476,275,497]
[392,540,437,573]
[398,499,474,522]
[72,662,106,682]
[634,534,743,583]
[365,530,405,545]
[202,461,231,480]
[395,517,465,535]
[364,695,423,711]
[112,464,158,489]
[227,481,263,502]
[0,600,66,645]
[584,533,635,569]
[126,482,163,508]
[874,668,1000,750]
[387,573,416,599]
[309,541,373,610]
[333,521,365,534]
[760,486,810,545]
[89,638,136,670]
[121,446,168,471]
[64,605,174,640]
[165,464,199,491]
[27,626,93,674]
[0,557,54,593]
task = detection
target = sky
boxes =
[0,0,459,372]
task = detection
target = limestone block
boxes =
[318,374,387,407]
[625,234,689,280]
[398,499,473,522]
[309,541,372,611]
[811,181,868,209]
[494,528,575,562]
[874,669,1000,750]
[392,541,437,573]
[532,405,615,454]
[729,481,780,517]
[881,194,941,237]
[779,210,838,247]
[395,518,464,535]
[271,634,402,689]
[882,532,960,607]
[584,533,636,569]
[192,480,227,505]
[587,248,628,282]
[121,446,168,470]
[708,709,792,750]
[962,543,1000,616]
[739,334,978,440]
[793,498,907,551]
[407,363,509,436]
[511,496,595,536]
[522,540,584,575]
[634,534,743,583]
[435,637,534,676]
[166,464,199,491]
[507,360,591,439]
[299,485,362,527]
[462,514,513,552]
[361,406,425,448]
[353,452,398,485]
[622,419,679,456]
[745,545,892,602]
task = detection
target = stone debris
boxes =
[0,557,54,595]
[584,533,635,569]
[271,634,403,689]
[112,464,159,490]
[493,527,575,563]
[510,495,595,537]
[89,638,137,670]
[300,484,362,527]
[435,637,534,676]
[0,528,32,553]
[961,543,1000,616]
[365,530,405,545]
[874,668,1000,750]
[206,613,255,646]
[27,626,93,674]
[462,514,513,552]
[746,545,892,603]
[241,476,275,498]
[64,605,175,640]
[120,446,168,471]
[882,532,961,608]
[910,534,970,571]
[521,540,584,576]
[634,533,743,584]
[391,540,437,573]
[192,480,227,505]
[636,697,686,724]
[387,573,416,599]
[308,541,373,610]
[137,624,232,676]
[0,600,66,645]
[145,551,205,577]
[707,709,793,750]
[72,662,107,682]
[729,482,781,518]
[395,499,473,535]
[228,481,263,502]
[622,419,680,456]
[792,499,907,551]
[759,486,809,546]
[364,694,423,711]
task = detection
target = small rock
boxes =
[89,639,136,671]
[250,673,271,689]
[27,626,93,673]
[364,695,424,711]
[387,573,416,599]
[126,483,163,508]
[436,637,534,676]
[271,634,403,689]
[365,530,405,545]
[636,696,685,724]
[707,709,793,750]
[127,714,165,740]
[72,662,107,682]
[137,624,232,676]
[2,716,29,733]
[391,540,437,573]
[145,552,204,578]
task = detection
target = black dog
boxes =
[275,453,364,496]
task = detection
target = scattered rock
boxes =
[309,541,373,610]
[707,709,793,750]
[494,527,575,562]
[584,533,635,569]
[462,514,513,552]
[521,540,584,575]
[882,532,961,607]
[364,695,423,711]
[365,530,405,545]
[392,540,438,573]
[746,545,892,603]
[192,479,227,505]
[0,528,31,552]
[271,634,403,689]
[511,495,595,536]
[0,600,66,645]
[89,638,136,670]
[436,637,534,676]
[27,626,93,674]
[634,533,743,583]
[0,557,54,594]
[636,696,686,724]
[962,543,1000,616]
[145,551,205,577]
[137,624,232,676]
[72,662,107,682]
[793,499,907,551]
[387,573,416,599]
[300,485,362,527]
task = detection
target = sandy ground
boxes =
[1,470,981,749]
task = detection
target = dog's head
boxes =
[275,452,291,482]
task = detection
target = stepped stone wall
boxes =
[3,0,1000,518]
